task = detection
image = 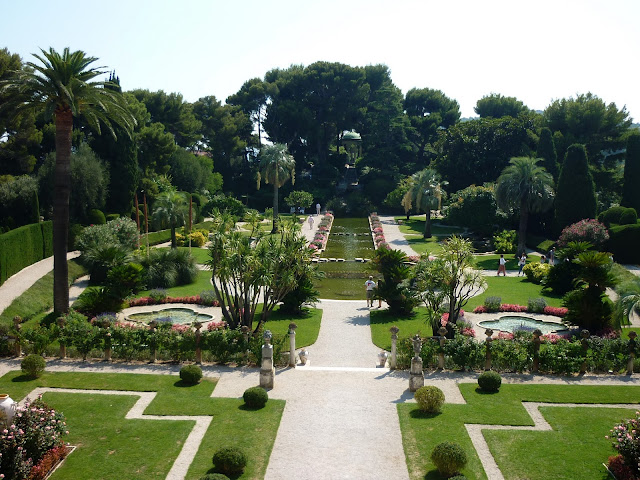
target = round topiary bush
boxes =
[478,371,502,392]
[430,441,467,477]
[21,354,46,378]
[179,364,203,385]
[243,386,268,409]
[212,446,247,475]
[199,474,230,480]
[88,208,106,225]
[414,386,445,413]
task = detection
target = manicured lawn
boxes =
[0,371,284,480]
[399,383,640,479]
[406,236,445,255]
[473,254,521,271]
[465,276,564,310]
[0,259,87,326]
[157,246,211,264]
[262,306,323,349]
[370,307,434,350]
[394,217,462,236]
[137,270,213,297]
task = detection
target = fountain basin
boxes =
[478,315,568,335]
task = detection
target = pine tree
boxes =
[555,144,597,231]
[622,132,640,212]
[536,127,558,180]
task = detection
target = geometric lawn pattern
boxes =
[466,402,640,480]
[20,387,213,480]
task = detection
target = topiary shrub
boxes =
[414,386,445,413]
[449,476,468,480]
[180,365,203,385]
[619,208,638,226]
[478,371,502,392]
[199,474,230,480]
[430,441,467,477]
[243,386,268,409]
[21,354,46,378]
[212,446,247,475]
[88,208,106,225]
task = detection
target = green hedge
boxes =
[0,221,52,286]
[607,223,640,264]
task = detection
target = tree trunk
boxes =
[53,107,73,314]
[272,183,279,233]
[518,199,529,256]
[170,226,177,249]
[424,210,432,239]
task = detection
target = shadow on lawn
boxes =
[11,374,36,383]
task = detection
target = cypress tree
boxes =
[555,144,597,231]
[536,127,558,180]
[622,132,640,212]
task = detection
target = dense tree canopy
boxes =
[622,132,640,213]
[474,93,529,118]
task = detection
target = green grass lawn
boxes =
[157,246,211,264]
[473,254,521,271]
[370,307,434,350]
[399,383,640,479]
[262,306,322,349]
[406,236,445,255]
[465,276,564,310]
[394,217,463,237]
[0,371,284,480]
[137,270,213,298]
[0,259,87,327]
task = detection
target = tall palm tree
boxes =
[496,157,554,255]
[257,143,295,233]
[153,190,188,248]
[0,48,135,313]
[402,168,446,238]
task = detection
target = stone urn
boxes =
[0,394,17,426]
[299,349,309,365]
[378,351,388,367]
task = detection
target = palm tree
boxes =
[153,190,188,249]
[614,277,640,327]
[257,143,295,233]
[496,157,554,255]
[0,48,135,313]
[402,168,446,238]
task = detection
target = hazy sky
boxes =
[4,0,639,120]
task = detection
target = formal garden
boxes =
[1,46,640,479]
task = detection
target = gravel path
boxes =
[377,215,418,256]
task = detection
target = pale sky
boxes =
[3,0,639,120]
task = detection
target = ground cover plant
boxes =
[0,371,284,480]
[399,383,640,479]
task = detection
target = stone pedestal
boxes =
[389,326,399,369]
[194,322,203,365]
[260,330,275,389]
[409,334,424,392]
[580,329,590,374]
[628,331,637,375]
[437,327,448,370]
[288,323,297,367]
[532,329,542,372]
[484,329,493,371]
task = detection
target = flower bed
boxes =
[472,303,568,318]
[308,213,333,253]
[369,213,390,250]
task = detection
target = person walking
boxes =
[365,276,376,307]
[497,254,507,276]
[517,253,527,276]
[548,247,555,265]
[308,215,314,229]
[316,203,321,215]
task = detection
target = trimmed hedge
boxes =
[607,224,640,264]
[0,221,52,286]
[599,206,638,227]
[526,234,555,254]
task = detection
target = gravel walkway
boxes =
[377,215,418,256]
